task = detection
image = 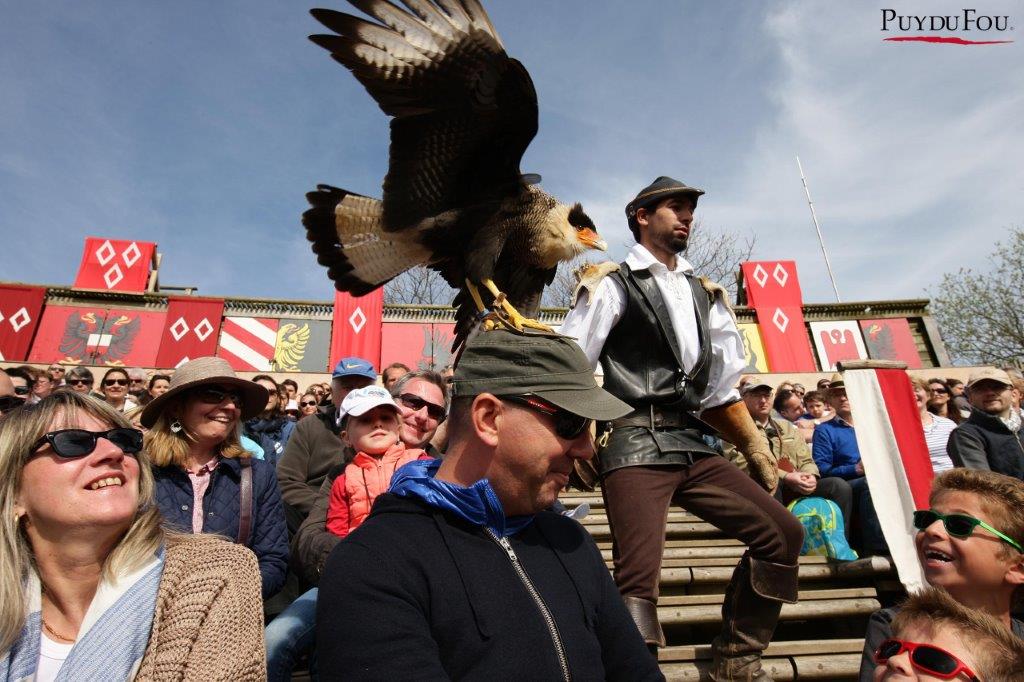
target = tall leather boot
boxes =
[709,555,799,682]
[623,596,665,652]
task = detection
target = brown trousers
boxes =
[602,456,804,602]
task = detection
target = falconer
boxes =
[560,176,804,680]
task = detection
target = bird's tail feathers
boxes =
[304,184,429,294]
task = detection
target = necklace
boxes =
[41,618,76,643]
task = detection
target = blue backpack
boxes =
[787,497,858,561]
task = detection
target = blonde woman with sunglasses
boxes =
[0,391,265,680]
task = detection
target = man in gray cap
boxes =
[949,367,1024,480]
[316,329,662,681]
[561,176,804,679]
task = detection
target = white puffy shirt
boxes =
[559,244,746,411]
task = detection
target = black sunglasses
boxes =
[501,394,591,440]
[300,400,318,407]
[0,396,25,412]
[103,378,128,386]
[195,386,244,406]
[875,639,978,680]
[31,427,144,459]
[913,509,1023,551]
[68,379,93,386]
[14,385,29,396]
[397,393,447,422]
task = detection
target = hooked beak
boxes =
[577,228,607,251]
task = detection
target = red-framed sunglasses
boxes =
[875,638,979,680]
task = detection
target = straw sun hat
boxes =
[140,356,268,428]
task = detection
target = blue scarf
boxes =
[1,547,164,682]
[389,459,534,537]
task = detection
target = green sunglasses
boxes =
[913,509,1023,552]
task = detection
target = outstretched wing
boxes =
[309,0,539,228]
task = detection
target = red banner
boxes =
[330,290,384,370]
[860,318,922,369]
[381,322,456,371]
[27,306,164,366]
[155,297,225,369]
[0,285,46,362]
[740,261,817,372]
[72,237,156,293]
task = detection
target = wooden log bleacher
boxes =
[563,491,892,680]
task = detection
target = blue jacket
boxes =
[811,417,862,479]
[243,416,296,469]
[153,456,289,598]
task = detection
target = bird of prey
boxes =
[304,0,607,350]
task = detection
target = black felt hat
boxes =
[625,176,705,219]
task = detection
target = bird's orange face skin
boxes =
[576,228,607,251]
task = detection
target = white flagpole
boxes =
[796,156,842,302]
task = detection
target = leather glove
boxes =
[701,401,779,493]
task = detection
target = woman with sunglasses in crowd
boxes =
[99,367,137,413]
[0,391,266,680]
[142,357,288,600]
[297,391,320,419]
[858,468,1024,681]
[926,378,966,425]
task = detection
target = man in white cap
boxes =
[949,367,1024,480]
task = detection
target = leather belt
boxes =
[610,405,690,429]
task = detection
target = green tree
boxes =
[929,226,1024,366]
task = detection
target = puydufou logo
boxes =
[881,8,1014,44]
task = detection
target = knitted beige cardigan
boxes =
[135,535,267,681]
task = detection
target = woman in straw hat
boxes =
[141,357,288,599]
[0,391,266,680]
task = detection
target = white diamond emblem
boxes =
[169,317,189,341]
[194,318,214,342]
[103,264,124,288]
[96,240,116,266]
[122,242,142,267]
[772,263,789,288]
[772,308,790,333]
[752,264,768,288]
[348,307,367,334]
[8,307,30,332]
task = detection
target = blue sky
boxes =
[1,1,1021,305]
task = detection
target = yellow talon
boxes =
[469,278,555,334]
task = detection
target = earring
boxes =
[170,420,183,434]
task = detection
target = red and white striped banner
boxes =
[843,364,934,592]
[217,316,279,371]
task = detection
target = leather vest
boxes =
[598,263,719,474]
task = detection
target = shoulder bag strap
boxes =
[236,456,253,544]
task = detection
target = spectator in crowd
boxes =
[316,330,661,680]
[774,388,814,444]
[791,383,806,399]
[1008,371,1024,414]
[813,375,887,555]
[3,367,32,403]
[817,378,832,391]
[100,367,137,413]
[0,369,25,416]
[277,357,375,533]
[326,386,432,538]
[142,357,288,599]
[859,468,1024,680]
[872,587,1024,681]
[947,377,971,415]
[949,368,1024,480]
[0,391,266,679]
[141,373,171,406]
[801,390,832,423]
[381,362,411,390]
[28,372,54,404]
[726,381,853,530]
[307,384,326,404]
[268,370,449,681]
[64,366,95,395]
[439,364,454,385]
[776,380,795,394]
[911,376,955,474]
[281,379,299,403]
[244,374,297,468]
[126,367,148,401]
[927,377,965,425]
[298,391,320,419]
[46,363,66,386]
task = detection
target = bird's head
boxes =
[567,203,607,254]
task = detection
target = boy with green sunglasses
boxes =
[859,468,1024,681]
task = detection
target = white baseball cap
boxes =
[340,385,400,418]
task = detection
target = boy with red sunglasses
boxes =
[873,586,1024,680]
[860,469,1024,680]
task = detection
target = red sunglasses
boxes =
[875,639,978,681]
